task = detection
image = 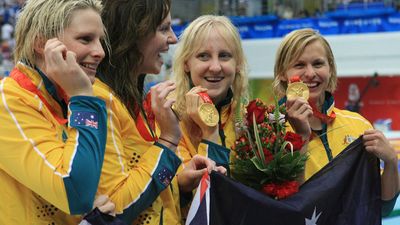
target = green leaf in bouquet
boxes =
[231,97,308,199]
[260,176,273,184]
[231,158,265,190]
[252,113,265,166]
[250,156,266,172]
[276,152,307,181]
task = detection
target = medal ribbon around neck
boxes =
[197,91,219,127]
[136,92,157,142]
[10,68,68,125]
[308,101,336,124]
[198,91,213,104]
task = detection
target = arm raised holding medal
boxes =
[150,80,181,150]
[172,15,249,182]
[273,28,400,216]
[285,76,313,143]
[185,86,220,143]
[94,1,221,224]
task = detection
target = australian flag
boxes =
[71,111,98,129]
[186,137,381,225]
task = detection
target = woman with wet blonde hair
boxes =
[0,0,110,224]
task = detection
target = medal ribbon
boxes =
[198,91,214,104]
[135,92,157,142]
[289,75,301,83]
[309,101,336,124]
[10,68,68,125]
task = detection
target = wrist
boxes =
[69,88,93,97]
[384,153,399,169]
[158,136,180,150]
[201,127,219,142]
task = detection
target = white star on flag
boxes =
[305,207,322,225]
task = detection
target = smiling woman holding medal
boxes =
[172,16,310,180]
[273,28,400,216]
[172,15,249,175]
[93,0,224,224]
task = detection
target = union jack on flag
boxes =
[71,111,98,129]
[85,119,98,129]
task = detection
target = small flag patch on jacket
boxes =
[71,111,98,129]
[158,167,173,186]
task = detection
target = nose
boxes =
[209,58,222,74]
[168,29,178,45]
[302,64,315,79]
[92,40,105,60]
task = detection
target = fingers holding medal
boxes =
[285,76,312,140]
[185,87,219,127]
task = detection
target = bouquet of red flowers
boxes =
[231,98,308,199]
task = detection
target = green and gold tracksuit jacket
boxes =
[176,91,236,223]
[281,93,372,180]
[282,93,399,215]
[0,63,107,224]
[93,79,182,225]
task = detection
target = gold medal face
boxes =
[286,82,309,100]
[198,103,219,127]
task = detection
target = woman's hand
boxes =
[185,86,219,142]
[363,129,397,164]
[363,129,400,200]
[44,38,93,97]
[286,97,312,141]
[93,195,115,216]
[150,81,181,149]
[177,155,227,193]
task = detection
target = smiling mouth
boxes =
[205,77,224,83]
[305,82,319,89]
[80,63,97,71]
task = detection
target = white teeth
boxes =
[306,82,318,88]
[81,64,96,70]
[205,77,223,82]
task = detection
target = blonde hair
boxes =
[14,0,105,66]
[172,15,249,146]
[272,28,337,97]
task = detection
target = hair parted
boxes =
[14,0,104,66]
[272,28,337,97]
[97,0,171,119]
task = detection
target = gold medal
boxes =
[286,82,309,100]
[198,103,219,127]
[171,103,184,121]
[166,92,183,120]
